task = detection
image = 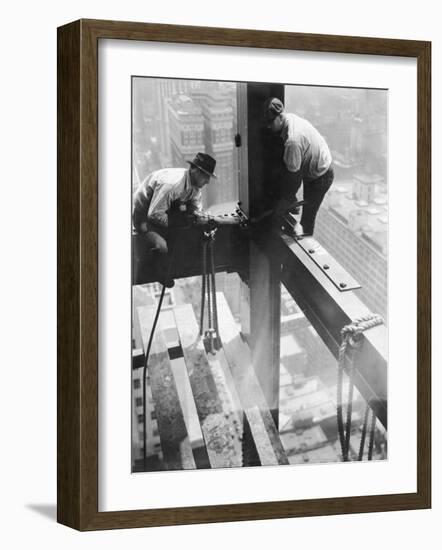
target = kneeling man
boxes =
[133,152,217,286]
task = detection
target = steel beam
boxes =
[244,83,285,424]
[133,224,248,285]
[257,231,388,429]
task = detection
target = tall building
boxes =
[314,176,388,319]
[167,94,205,167]
[133,78,163,187]
[162,80,238,209]
[154,79,198,167]
[131,284,176,467]
[192,83,237,207]
[134,78,240,209]
[132,368,163,465]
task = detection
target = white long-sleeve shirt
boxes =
[133,168,202,230]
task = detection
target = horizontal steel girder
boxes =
[259,231,388,429]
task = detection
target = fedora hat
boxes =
[187,152,217,178]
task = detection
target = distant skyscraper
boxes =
[131,284,168,466]
[133,78,164,186]
[314,177,388,319]
[167,94,205,167]
[188,82,238,208]
[160,80,238,209]
[154,79,198,167]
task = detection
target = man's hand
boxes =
[193,213,210,226]
[190,213,219,231]
[139,222,148,233]
[272,197,292,225]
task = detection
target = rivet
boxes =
[323,264,330,270]
[308,249,315,254]
[339,282,347,289]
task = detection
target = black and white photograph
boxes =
[1,0,436,541]
[131,77,388,473]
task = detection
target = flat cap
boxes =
[263,97,284,123]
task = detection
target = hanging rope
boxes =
[199,228,221,354]
[199,238,207,336]
[358,404,370,461]
[336,313,384,462]
[367,406,377,461]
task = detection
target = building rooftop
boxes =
[325,177,388,256]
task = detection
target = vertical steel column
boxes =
[245,83,285,425]
[249,242,281,425]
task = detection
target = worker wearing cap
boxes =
[133,152,217,287]
[263,97,334,236]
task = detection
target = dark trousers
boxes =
[302,166,334,234]
[133,226,169,285]
[283,165,334,235]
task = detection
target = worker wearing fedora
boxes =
[132,152,217,287]
[263,97,334,236]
